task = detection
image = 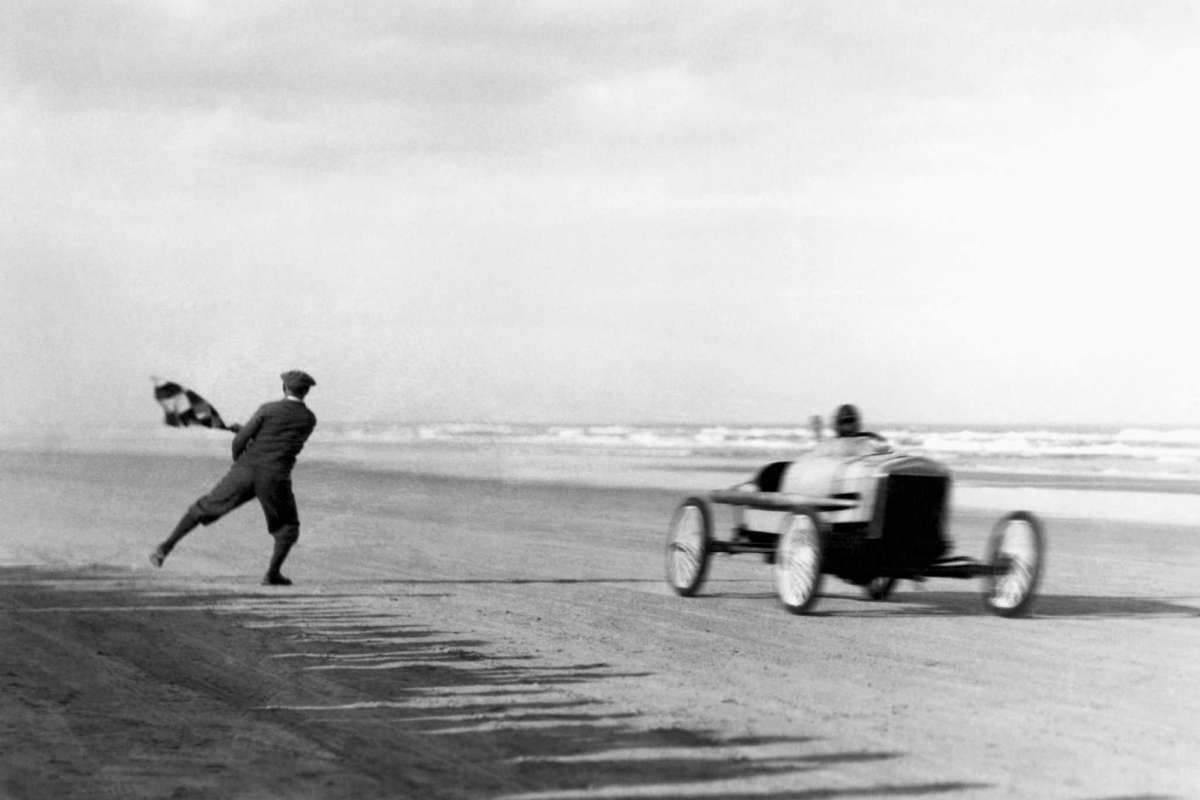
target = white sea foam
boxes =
[6,421,1200,507]
[306,422,1200,477]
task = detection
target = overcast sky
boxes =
[3,1,1198,427]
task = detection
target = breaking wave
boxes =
[8,421,1200,485]
[319,422,1200,462]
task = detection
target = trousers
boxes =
[183,463,300,544]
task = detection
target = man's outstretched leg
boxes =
[150,506,203,566]
[152,466,255,568]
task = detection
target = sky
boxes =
[3,1,1199,427]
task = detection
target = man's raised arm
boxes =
[231,409,264,460]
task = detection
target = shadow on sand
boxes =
[855,588,1200,619]
[691,580,1200,620]
[0,565,994,800]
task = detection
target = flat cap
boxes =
[280,370,317,391]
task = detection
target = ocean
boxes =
[10,420,1200,478]
[6,421,1200,526]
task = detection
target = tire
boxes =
[773,509,825,614]
[865,576,897,601]
[665,497,712,596]
[983,511,1045,617]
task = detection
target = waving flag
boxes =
[152,377,238,432]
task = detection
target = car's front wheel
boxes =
[983,511,1045,617]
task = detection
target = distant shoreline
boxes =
[660,461,1200,496]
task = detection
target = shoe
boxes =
[262,573,293,586]
[149,546,168,568]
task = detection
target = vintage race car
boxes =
[665,432,1045,617]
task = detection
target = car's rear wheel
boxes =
[865,576,897,601]
[773,510,824,614]
[984,511,1045,617]
[665,497,712,596]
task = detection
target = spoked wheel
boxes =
[773,510,825,614]
[984,511,1045,617]
[865,576,897,601]
[665,497,712,596]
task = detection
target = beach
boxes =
[10,1,1200,796]
[2,442,1199,799]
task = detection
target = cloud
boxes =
[1,1,696,151]
[8,0,1194,177]
[4,2,1200,425]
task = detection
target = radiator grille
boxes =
[877,473,950,569]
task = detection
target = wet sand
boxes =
[1,450,1199,798]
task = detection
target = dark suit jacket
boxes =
[231,399,317,472]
